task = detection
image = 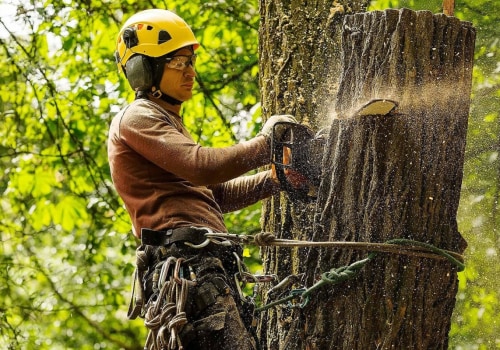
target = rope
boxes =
[255,253,377,312]
[205,232,465,269]
[205,232,465,313]
[143,257,194,350]
[252,236,465,312]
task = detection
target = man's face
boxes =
[159,47,196,102]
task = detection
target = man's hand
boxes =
[258,114,297,141]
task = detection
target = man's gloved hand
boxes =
[257,114,297,141]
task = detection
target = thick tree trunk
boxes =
[302,9,475,349]
[258,1,369,349]
[258,5,475,350]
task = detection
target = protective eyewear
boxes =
[165,54,197,70]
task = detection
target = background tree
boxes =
[0,0,498,349]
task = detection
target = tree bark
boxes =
[258,6,475,350]
[303,9,475,349]
[258,1,369,349]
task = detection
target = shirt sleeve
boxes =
[117,102,271,186]
[208,170,280,213]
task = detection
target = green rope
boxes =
[254,290,304,312]
[255,239,464,312]
[255,253,376,312]
[301,252,378,305]
[386,238,465,272]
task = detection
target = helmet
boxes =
[115,9,199,94]
[115,9,199,72]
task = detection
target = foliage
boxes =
[0,0,498,349]
[0,0,260,349]
[452,1,500,348]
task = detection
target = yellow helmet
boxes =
[115,9,199,72]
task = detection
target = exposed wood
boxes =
[443,0,455,16]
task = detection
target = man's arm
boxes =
[209,170,280,213]
[117,103,271,186]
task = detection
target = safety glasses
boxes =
[165,54,197,70]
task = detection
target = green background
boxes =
[0,0,498,348]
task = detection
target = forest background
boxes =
[0,0,498,349]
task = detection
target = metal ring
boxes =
[183,239,211,249]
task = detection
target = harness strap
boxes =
[128,245,155,320]
[141,227,208,246]
[127,268,144,319]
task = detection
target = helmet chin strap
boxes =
[161,94,183,105]
[150,87,182,105]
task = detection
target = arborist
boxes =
[108,9,299,350]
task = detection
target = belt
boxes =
[141,227,209,246]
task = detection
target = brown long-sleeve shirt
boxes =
[107,98,279,238]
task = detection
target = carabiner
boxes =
[184,239,211,249]
[173,257,185,284]
[232,252,244,276]
[158,257,177,289]
[287,288,308,309]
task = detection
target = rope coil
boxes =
[143,257,194,350]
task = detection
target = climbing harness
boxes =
[129,226,260,350]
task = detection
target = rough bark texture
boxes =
[303,9,475,349]
[258,1,369,350]
[258,6,475,350]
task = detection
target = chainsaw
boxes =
[271,99,398,202]
[271,122,326,202]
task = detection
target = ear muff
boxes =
[124,55,153,91]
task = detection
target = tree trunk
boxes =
[307,8,475,349]
[259,6,475,350]
[258,1,369,349]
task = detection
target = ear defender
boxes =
[125,55,153,91]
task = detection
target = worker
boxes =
[108,9,297,350]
